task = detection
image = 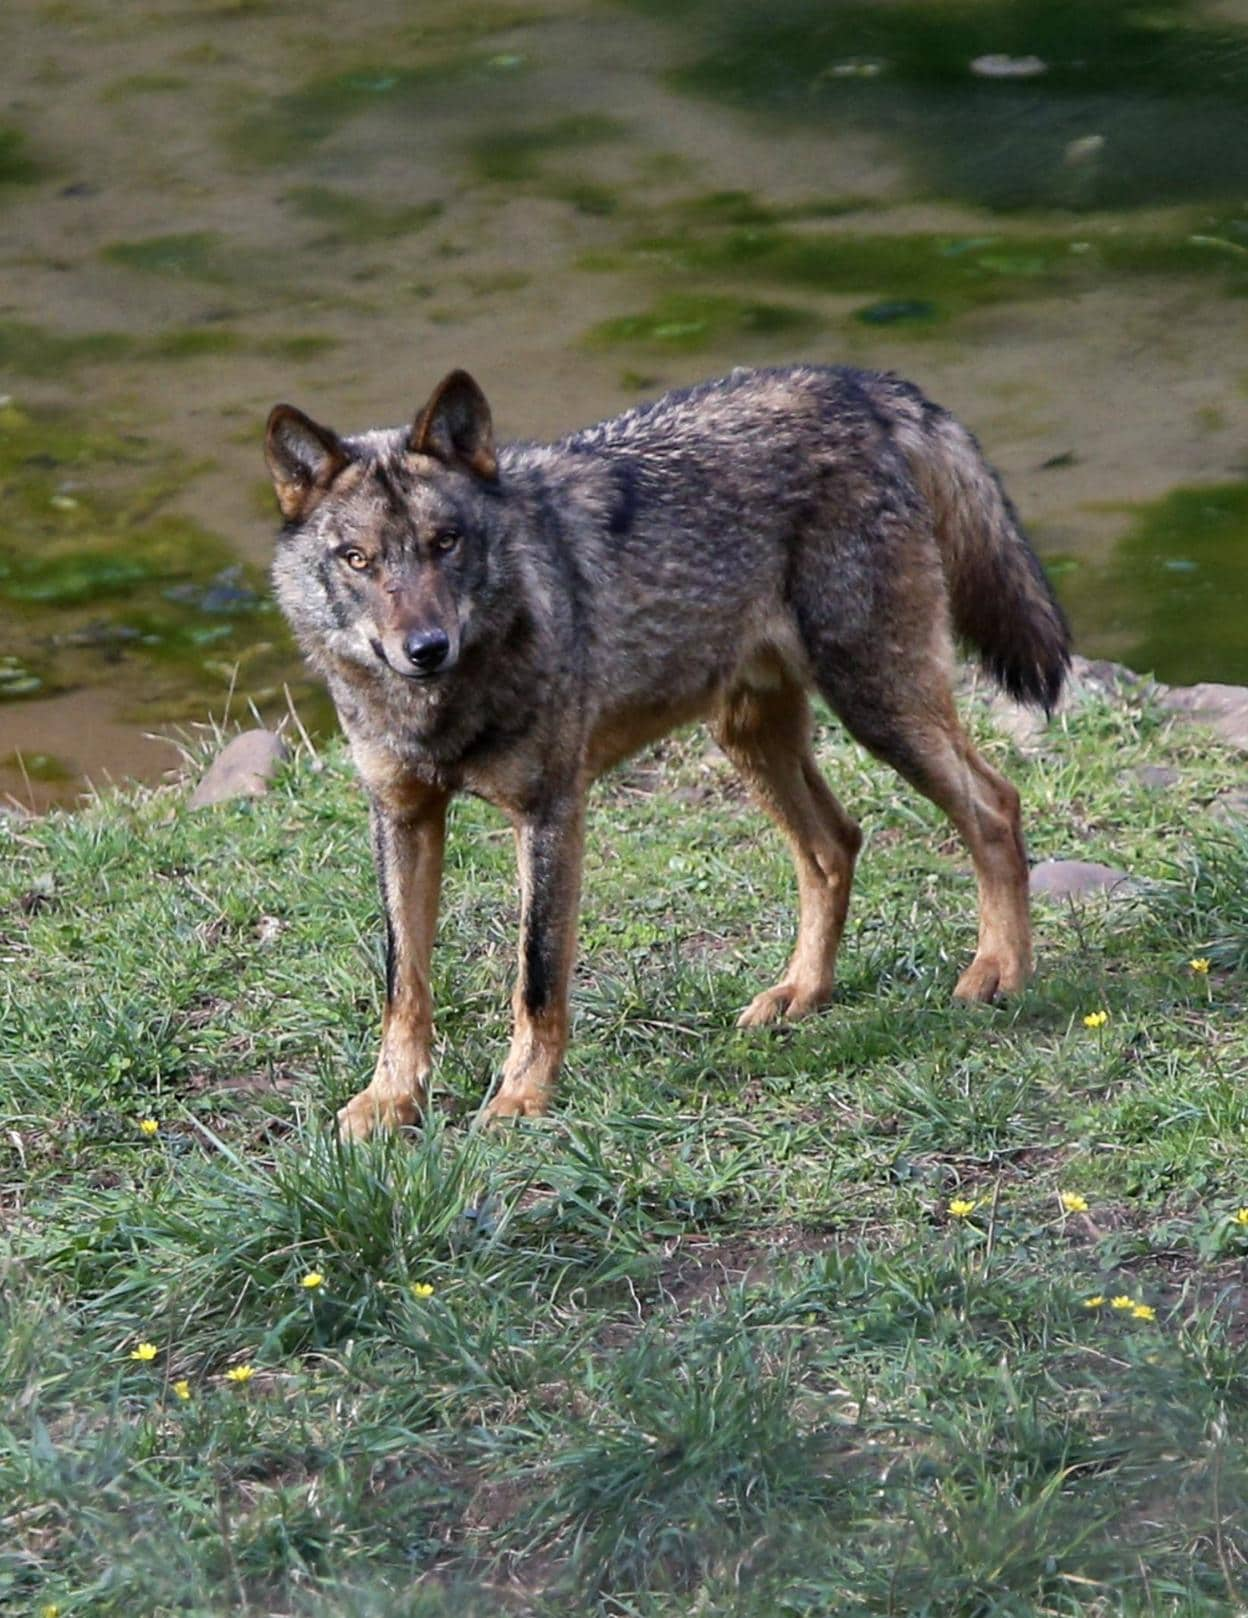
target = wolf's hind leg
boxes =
[714,682,862,1027]
[815,653,1031,1002]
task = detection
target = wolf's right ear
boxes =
[409,370,498,481]
[265,405,350,522]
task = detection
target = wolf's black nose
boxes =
[403,628,450,673]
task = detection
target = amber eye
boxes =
[432,530,460,555]
[341,548,370,571]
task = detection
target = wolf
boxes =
[265,364,1069,1139]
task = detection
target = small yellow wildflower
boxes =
[130,1341,159,1362]
[1188,958,1211,975]
[1082,1010,1109,1030]
[1060,1191,1089,1214]
[1083,1295,1104,1309]
[410,1281,435,1298]
[300,1271,324,1290]
[1131,1303,1156,1322]
[41,1604,61,1618]
[138,1117,159,1137]
[172,1379,192,1401]
[948,1198,977,1219]
[224,1364,255,1384]
[1233,1208,1248,1228]
[1110,1295,1134,1311]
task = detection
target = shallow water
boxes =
[2,0,1246,808]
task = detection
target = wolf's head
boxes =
[266,370,507,685]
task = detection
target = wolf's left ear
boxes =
[265,404,350,521]
[410,370,497,481]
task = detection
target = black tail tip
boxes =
[990,641,1071,715]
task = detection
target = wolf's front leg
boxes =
[483,796,585,1121]
[338,789,449,1141]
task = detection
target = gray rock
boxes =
[1029,859,1132,899]
[971,656,1152,754]
[189,729,288,809]
[1131,764,1181,791]
[1063,655,1149,704]
[1158,682,1248,754]
[1210,787,1248,825]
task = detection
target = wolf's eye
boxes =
[341,548,370,571]
[432,530,460,555]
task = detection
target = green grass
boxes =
[2,683,1246,1615]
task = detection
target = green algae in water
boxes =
[855,298,939,326]
[0,655,46,701]
[0,320,134,376]
[1,750,72,782]
[634,0,1248,213]
[227,56,487,167]
[285,186,443,244]
[104,232,247,283]
[1068,483,1248,685]
[468,113,627,183]
[149,327,242,360]
[589,224,1248,318]
[0,127,37,186]
[603,230,1068,317]
[0,402,302,721]
[100,73,191,102]
[586,293,820,353]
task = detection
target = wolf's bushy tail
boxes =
[895,399,1071,712]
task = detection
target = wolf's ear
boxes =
[265,405,350,521]
[410,370,497,481]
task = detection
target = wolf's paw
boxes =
[480,1086,552,1124]
[952,954,1030,1004]
[736,981,831,1029]
[336,1084,425,1142]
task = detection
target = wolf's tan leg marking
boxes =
[858,693,1031,1004]
[715,683,862,1029]
[338,790,448,1142]
[940,734,1032,1003]
[482,797,584,1122]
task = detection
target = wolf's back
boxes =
[887,393,1070,712]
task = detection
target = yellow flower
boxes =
[410,1281,435,1298]
[224,1364,255,1384]
[1188,958,1211,975]
[41,1604,61,1618]
[1110,1295,1134,1311]
[1060,1191,1089,1213]
[1233,1208,1248,1227]
[1082,1295,1104,1309]
[172,1379,192,1401]
[1131,1303,1156,1322]
[138,1117,159,1136]
[300,1271,324,1290]
[130,1341,159,1362]
[1082,1010,1109,1030]
[948,1198,977,1219]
